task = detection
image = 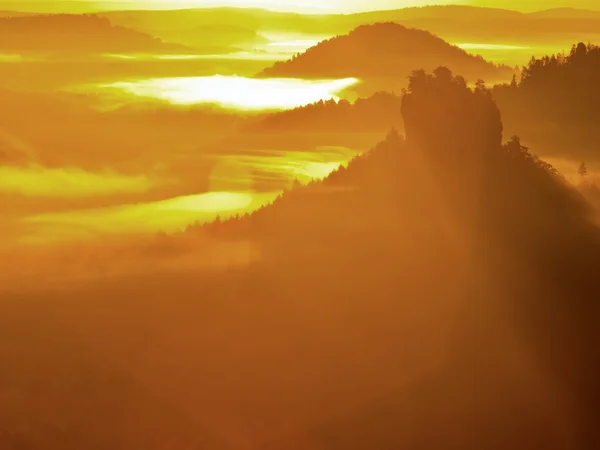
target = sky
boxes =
[1,0,599,14]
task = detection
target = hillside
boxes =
[0,14,185,53]
[0,300,228,450]
[201,68,600,449]
[258,23,512,85]
[248,92,402,133]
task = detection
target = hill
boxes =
[347,4,524,22]
[200,93,403,160]
[258,23,512,87]
[247,92,402,133]
[150,24,270,52]
[529,7,600,18]
[200,68,600,449]
[101,7,329,36]
[0,14,185,53]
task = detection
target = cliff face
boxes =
[401,67,503,162]
[401,68,600,449]
[401,67,504,226]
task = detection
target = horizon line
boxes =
[1,3,600,16]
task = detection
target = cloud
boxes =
[100,76,360,111]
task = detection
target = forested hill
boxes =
[258,22,512,83]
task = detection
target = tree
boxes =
[433,66,453,84]
[578,161,588,179]
[407,69,428,93]
[474,79,487,93]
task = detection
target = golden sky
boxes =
[2,0,599,13]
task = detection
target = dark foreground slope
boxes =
[0,300,229,450]
[258,22,512,84]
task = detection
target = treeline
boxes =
[248,92,402,133]
[494,42,600,123]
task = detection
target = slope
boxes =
[0,297,229,450]
[203,68,600,450]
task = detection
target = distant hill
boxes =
[150,24,270,51]
[0,14,186,53]
[258,23,511,85]
[248,92,402,133]
[98,6,600,49]
[206,93,403,157]
[529,7,600,18]
[4,6,600,46]
[347,4,524,22]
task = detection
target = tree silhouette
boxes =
[578,161,589,179]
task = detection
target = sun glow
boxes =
[99,75,360,110]
[456,43,532,51]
